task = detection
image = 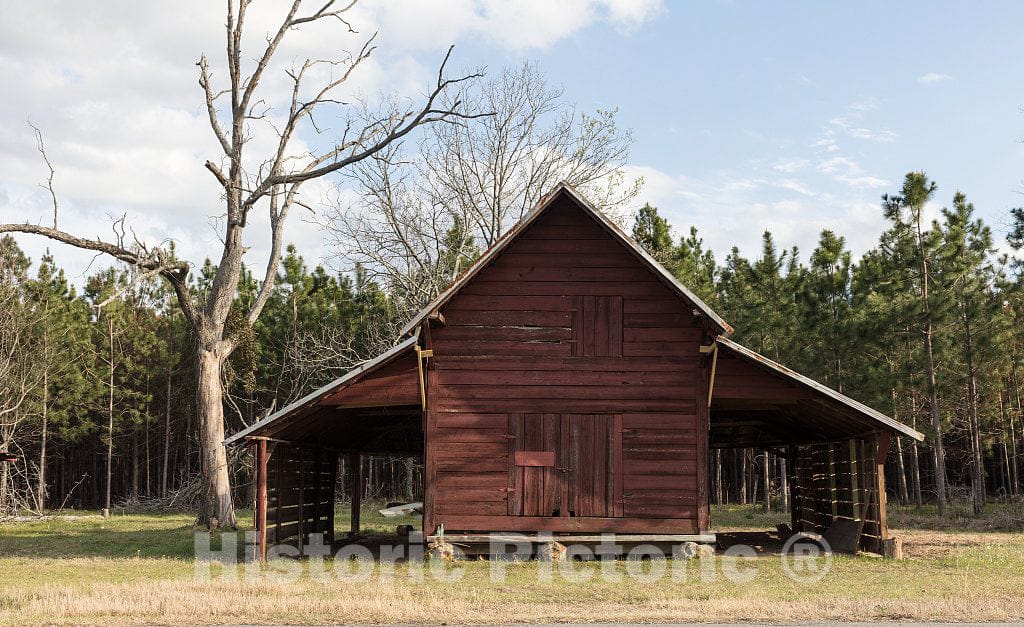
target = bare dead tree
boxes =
[0,273,43,515]
[325,62,640,318]
[1,0,483,527]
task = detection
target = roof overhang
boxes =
[712,336,925,443]
[224,333,420,446]
[399,183,732,337]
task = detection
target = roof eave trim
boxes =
[223,333,419,446]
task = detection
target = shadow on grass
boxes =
[0,503,419,561]
[0,510,237,560]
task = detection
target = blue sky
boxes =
[1,1,1022,278]
[444,1,1024,259]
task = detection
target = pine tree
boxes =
[883,172,950,515]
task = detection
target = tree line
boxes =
[633,173,1024,515]
[2,169,1021,517]
[0,239,404,513]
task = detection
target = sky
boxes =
[2,0,1023,285]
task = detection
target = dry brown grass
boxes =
[3,569,1023,625]
[2,507,1023,624]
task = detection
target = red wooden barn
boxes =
[227,184,923,558]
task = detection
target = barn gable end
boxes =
[422,190,710,535]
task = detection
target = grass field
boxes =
[1,502,1022,624]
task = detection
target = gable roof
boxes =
[399,183,733,337]
[715,336,925,441]
[224,333,419,445]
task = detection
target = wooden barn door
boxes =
[566,414,621,518]
[508,413,621,518]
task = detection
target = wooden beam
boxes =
[349,451,362,536]
[437,515,701,534]
[707,342,719,406]
[255,439,269,561]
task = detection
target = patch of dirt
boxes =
[895,528,1017,559]
[717,528,1018,560]
[0,514,101,523]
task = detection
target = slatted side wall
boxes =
[789,435,886,553]
[267,444,337,553]
[425,195,706,535]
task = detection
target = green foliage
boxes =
[634,180,1024,502]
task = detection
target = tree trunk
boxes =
[0,454,9,511]
[1010,405,1021,497]
[915,212,947,516]
[908,397,923,508]
[761,451,771,512]
[778,454,789,512]
[195,345,236,528]
[714,449,723,506]
[963,312,985,515]
[894,436,909,505]
[37,365,49,511]
[162,366,171,498]
[739,449,748,505]
[1011,367,1023,496]
[105,317,115,514]
[145,376,151,498]
[131,428,139,502]
[891,388,909,505]
[923,323,947,515]
[404,457,415,501]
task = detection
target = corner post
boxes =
[349,451,362,536]
[255,438,269,561]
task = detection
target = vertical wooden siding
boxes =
[426,197,705,534]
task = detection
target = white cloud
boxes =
[825,98,896,144]
[917,72,952,84]
[0,1,663,281]
[359,0,663,51]
[773,159,810,174]
[817,156,889,189]
[624,164,889,262]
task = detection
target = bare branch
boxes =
[260,46,486,193]
[27,121,59,229]
[0,222,200,327]
[197,55,232,155]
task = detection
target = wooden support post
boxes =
[326,453,337,546]
[350,451,362,536]
[255,439,269,562]
[297,448,306,555]
[312,448,321,542]
[275,445,283,546]
[788,445,799,532]
[875,432,892,546]
[849,439,860,520]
